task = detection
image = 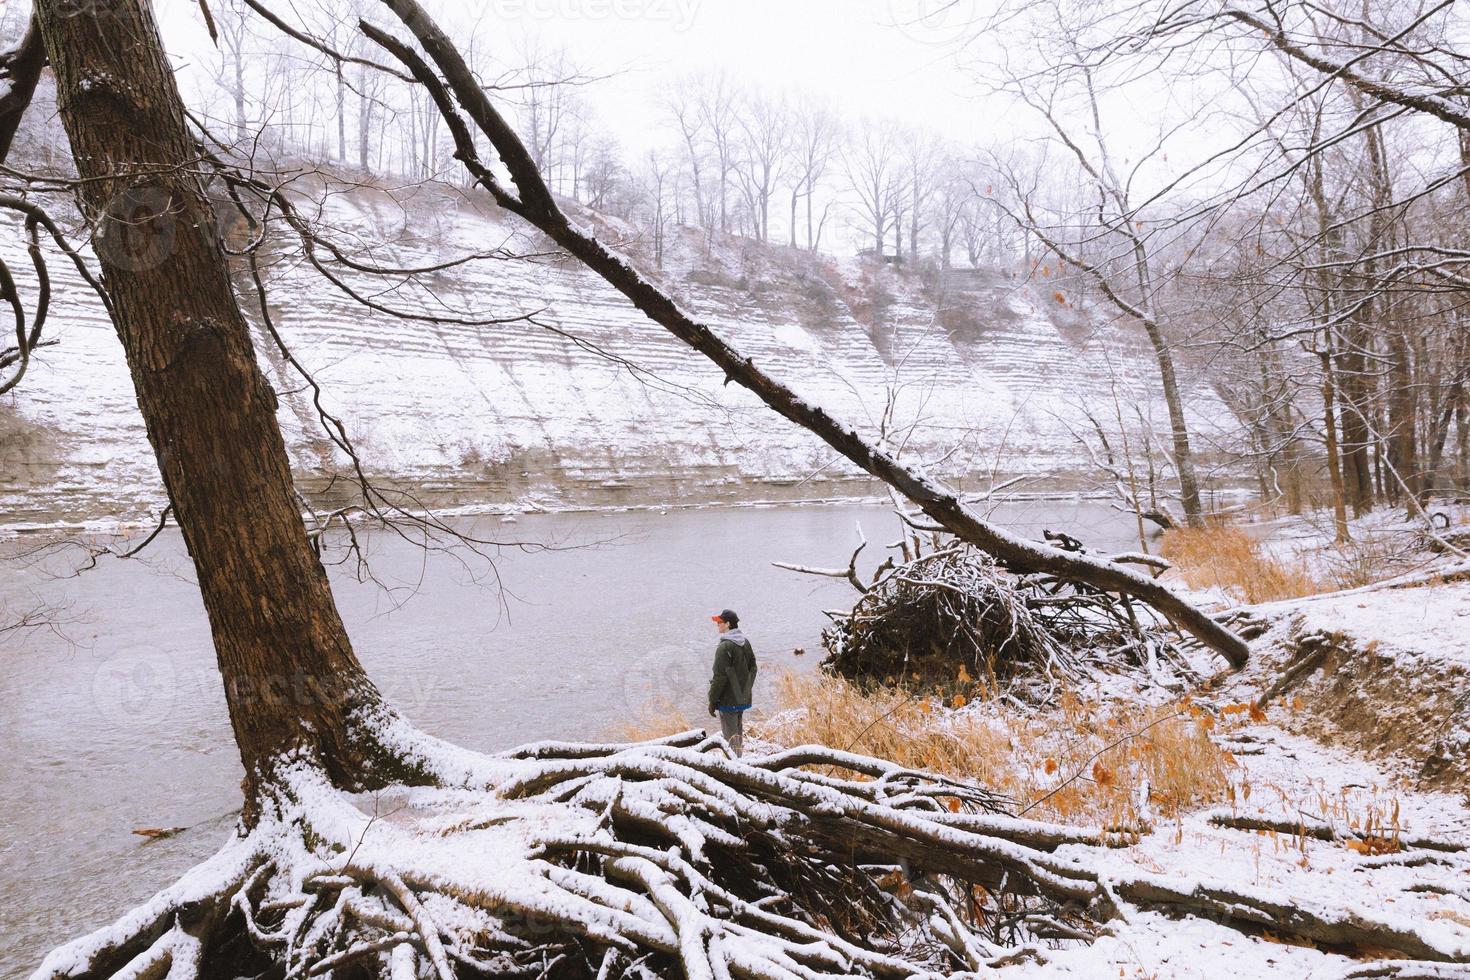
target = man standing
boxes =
[707,609,757,756]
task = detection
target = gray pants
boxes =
[718,710,745,756]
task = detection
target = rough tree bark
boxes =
[1339,320,1376,515]
[364,1,1249,668]
[34,0,390,809]
[1318,343,1353,544]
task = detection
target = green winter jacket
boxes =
[708,629,757,713]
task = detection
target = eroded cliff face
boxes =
[0,179,1232,525]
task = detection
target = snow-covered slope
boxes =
[0,180,1233,524]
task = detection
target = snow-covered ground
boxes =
[1005,564,1470,976]
[1043,521,1470,978]
[1031,725,1470,977]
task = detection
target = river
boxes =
[0,500,1143,974]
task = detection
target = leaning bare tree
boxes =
[982,21,1210,527]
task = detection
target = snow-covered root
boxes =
[30,838,262,980]
[32,732,1470,979]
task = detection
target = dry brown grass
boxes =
[1161,523,1323,603]
[612,672,1241,828]
[611,696,697,743]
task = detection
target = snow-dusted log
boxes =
[1344,963,1470,979]
[1206,811,1467,854]
[357,1,1249,671]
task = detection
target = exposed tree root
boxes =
[1253,626,1338,710]
[34,724,1470,979]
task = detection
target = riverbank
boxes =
[0,473,1264,537]
[0,478,1259,539]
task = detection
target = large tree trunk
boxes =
[1423,373,1464,505]
[35,0,386,811]
[1319,343,1352,543]
[335,65,347,162]
[1385,324,1418,500]
[1337,324,1376,515]
[231,38,247,143]
[807,186,815,250]
[357,64,373,170]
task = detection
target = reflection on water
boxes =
[0,499,1142,973]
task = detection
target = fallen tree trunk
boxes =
[359,2,1249,671]
[1206,811,1467,854]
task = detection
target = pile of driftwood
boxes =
[780,524,1199,703]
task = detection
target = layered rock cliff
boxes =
[0,178,1233,525]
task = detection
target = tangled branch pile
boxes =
[37,725,1470,980]
[820,547,1201,702]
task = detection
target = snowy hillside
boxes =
[0,179,1234,525]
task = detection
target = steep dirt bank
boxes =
[1236,582,1470,795]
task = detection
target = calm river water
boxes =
[0,500,1140,974]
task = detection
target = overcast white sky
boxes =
[144,0,1021,155]
[472,0,1007,149]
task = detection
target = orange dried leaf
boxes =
[132,827,185,840]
